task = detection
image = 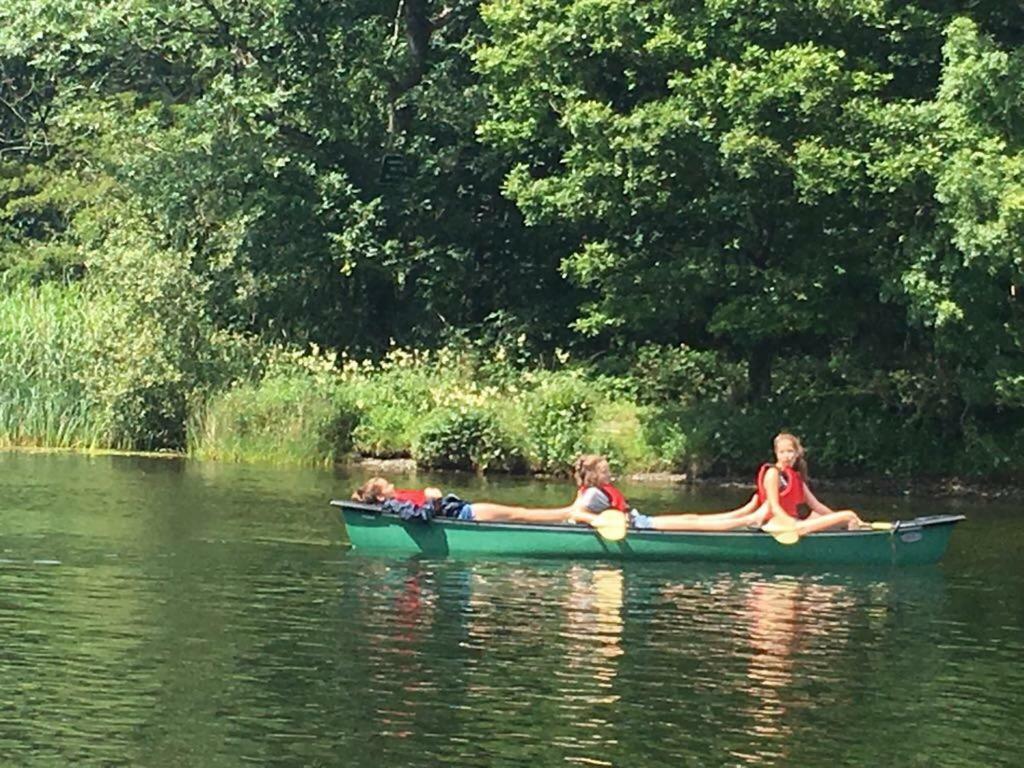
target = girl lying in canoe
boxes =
[624,433,866,534]
[351,454,628,524]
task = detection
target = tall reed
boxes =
[0,283,113,448]
[188,373,360,466]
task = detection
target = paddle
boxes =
[762,516,800,546]
[590,510,628,542]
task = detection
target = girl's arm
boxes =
[566,488,607,524]
[802,484,836,516]
[726,493,760,516]
[565,489,618,528]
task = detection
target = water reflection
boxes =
[346,560,963,767]
[1,453,1023,766]
[553,566,623,767]
[743,580,803,743]
[733,578,860,764]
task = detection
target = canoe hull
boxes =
[332,501,964,566]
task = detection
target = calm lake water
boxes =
[0,452,1021,767]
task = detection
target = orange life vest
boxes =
[393,488,427,506]
[578,483,629,512]
[756,464,805,519]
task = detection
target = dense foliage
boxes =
[2,1,1023,478]
[190,347,661,472]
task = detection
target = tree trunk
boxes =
[386,1,456,136]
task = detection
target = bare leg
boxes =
[470,503,574,524]
[675,494,764,523]
[679,509,756,521]
[795,510,864,534]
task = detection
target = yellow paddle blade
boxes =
[769,528,799,545]
[762,517,800,546]
[869,521,893,531]
[592,510,628,542]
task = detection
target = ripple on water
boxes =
[1,453,1023,766]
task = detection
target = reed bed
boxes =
[0,284,113,448]
[188,373,357,466]
[3,288,675,472]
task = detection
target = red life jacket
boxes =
[393,488,427,506]
[756,464,805,519]
[579,483,629,512]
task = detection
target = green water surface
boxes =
[0,452,1020,767]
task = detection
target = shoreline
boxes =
[348,457,1019,500]
[3,446,1017,499]
[0,445,185,459]
[691,474,1021,500]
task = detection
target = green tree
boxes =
[0,0,576,354]
[477,1,947,390]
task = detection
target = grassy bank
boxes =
[5,285,1023,480]
[188,342,1024,481]
[188,347,676,474]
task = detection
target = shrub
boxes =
[79,226,262,450]
[638,405,692,471]
[589,401,661,472]
[347,376,431,458]
[635,401,778,478]
[343,349,460,458]
[414,407,524,472]
[521,373,595,474]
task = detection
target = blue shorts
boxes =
[454,503,475,521]
[629,510,654,529]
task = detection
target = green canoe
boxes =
[331,501,964,566]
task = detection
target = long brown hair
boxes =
[573,454,610,488]
[351,476,391,503]
[774,433,809,480]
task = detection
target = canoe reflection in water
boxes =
[348,559,923,766]
[369,562,439,740]
[642,569,898,765]
[353,560,630,756]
